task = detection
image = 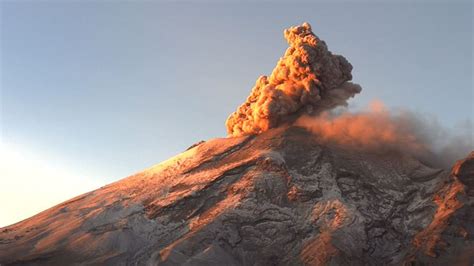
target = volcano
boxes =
[1,23,473,265]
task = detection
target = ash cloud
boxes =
[226,22,361,137]
[296,101,473,168]
[225,22,472,166]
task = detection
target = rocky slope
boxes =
[1,22,473,265]
[1,126,473,265]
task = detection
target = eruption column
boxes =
[226,22,362,137]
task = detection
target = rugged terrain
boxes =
[1,126,473,265]
[2,22,473,265]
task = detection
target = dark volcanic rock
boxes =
[0,126,472,265]
[454,152,474,195]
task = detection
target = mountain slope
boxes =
[1,126,472,265]
[2,22,472,265]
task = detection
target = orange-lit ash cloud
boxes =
[296,101,425,153]
[296,101,473,168]
[225,22,472,166]
[226,22,361,137]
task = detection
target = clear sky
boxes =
[0,1,472,226]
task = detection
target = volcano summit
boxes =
[1,23,473,266]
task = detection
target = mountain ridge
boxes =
[1,126,472,265]
[1,22,472,265]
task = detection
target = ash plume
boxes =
[225,22,472,166]
[226,22,362,137]
[296,101,473,168]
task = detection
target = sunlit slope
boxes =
[1,126,472,265]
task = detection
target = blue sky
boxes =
[0,2,472,225]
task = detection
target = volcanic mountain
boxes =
[1,23,473,266]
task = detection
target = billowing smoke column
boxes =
[226,22,362,137]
